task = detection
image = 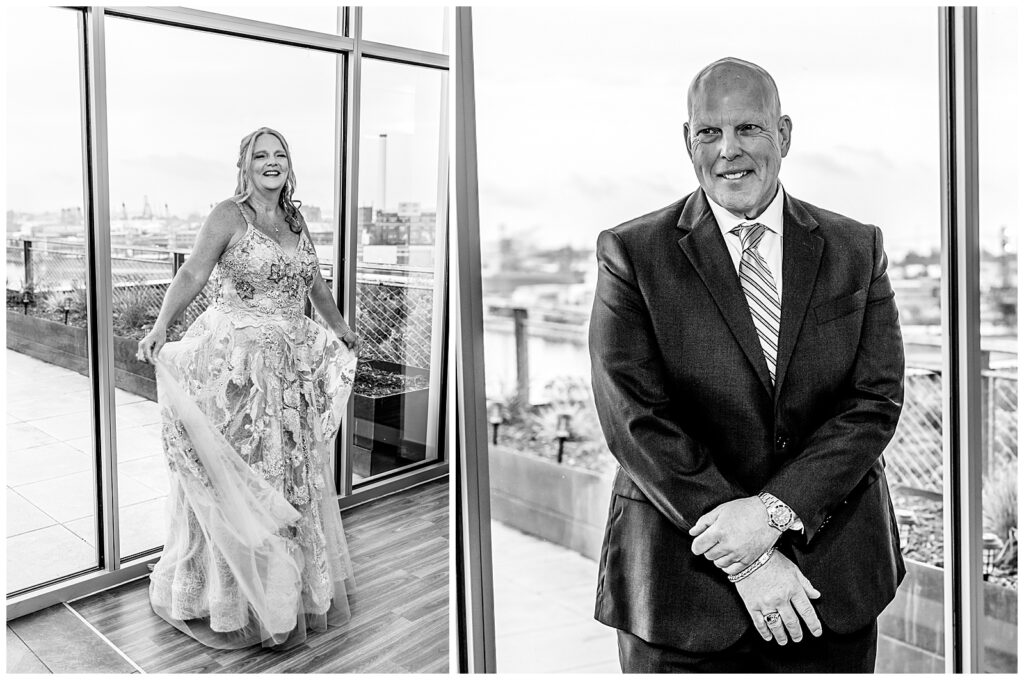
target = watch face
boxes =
[770,505,794,527]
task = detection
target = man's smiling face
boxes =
[684,63,792,219]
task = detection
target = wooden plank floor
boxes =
[69,479,448,673]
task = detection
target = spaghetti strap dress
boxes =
[148,202,357,649]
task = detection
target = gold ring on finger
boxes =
[763,611,782,627]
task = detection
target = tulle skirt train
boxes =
[148,306,357,649]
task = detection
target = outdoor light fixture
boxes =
[895,508,917,552]
[21,290,31,314]
[555,413,572,464]
[62,296,72,325]
[982,532,1004,581]
[488,402,502,445]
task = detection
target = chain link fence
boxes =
[355,271,434,370]
[7,239,435,366]
[7,239,211,338]
[883,367,1018,495]
[884,369,944,492]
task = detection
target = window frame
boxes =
[7,5,450,617]
[454,6,1004,674]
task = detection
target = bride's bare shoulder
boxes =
[207,199,248,227]
[205,199,248,240]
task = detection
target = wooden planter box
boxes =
[488,444,613,561]
[6,310,155,400]
[877,558,1017,673]
[352,360,430,478]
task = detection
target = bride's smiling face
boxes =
[248,133,290,194]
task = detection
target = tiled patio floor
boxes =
[6,350,166,593]
[491,521,619,673]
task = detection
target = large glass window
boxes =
[5,7,99,594]
[977,6,1018,673]
[472,6,944,673]
[361,7,450,53]
[104,16,340,559]
[6,7,449,612]
[353,58,446,484]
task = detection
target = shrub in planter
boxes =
[113,287,160,339]
[985,457,1018,539]
[7,285,35,312]
[37,285,88,326]
[491,375,615,475]
[985,457,1018,576]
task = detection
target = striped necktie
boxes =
[730,223,780,385]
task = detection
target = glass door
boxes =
[352,57,447,485]
[103,14,342,560]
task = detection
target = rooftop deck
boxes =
[7,349,165,593]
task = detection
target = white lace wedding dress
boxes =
[149,205,357,649]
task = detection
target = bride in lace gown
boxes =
[136,127,360,649]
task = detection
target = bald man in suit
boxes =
[589,57,905,673]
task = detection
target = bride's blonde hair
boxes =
[233,127,302,234]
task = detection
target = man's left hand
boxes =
[689,497,779,574]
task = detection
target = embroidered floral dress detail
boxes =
[149,204,357,650]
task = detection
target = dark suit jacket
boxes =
[589,189,906,653]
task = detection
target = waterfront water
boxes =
[483,316,1015,409]
[483,320,590,404]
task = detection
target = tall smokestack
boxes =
[377,133,388,213]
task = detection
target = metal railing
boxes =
[884,367,1018,495]
[7,238,435,367]
[483,305,1017,496]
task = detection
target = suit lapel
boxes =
[677,192,774,395]
[774,195,823,399]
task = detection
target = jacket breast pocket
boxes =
[814,288,867,324]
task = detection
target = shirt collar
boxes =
[706,184,786,239]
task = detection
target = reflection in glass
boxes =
[977,7,1018,673]
[104,16,338,557]
[5,6,100,593]
[361,7,449,54]
[354,58,445,483]
[474,6,944,673]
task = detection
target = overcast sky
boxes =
[5,6,447,220]
[473,6,1018,258]
[2,5,1017,258]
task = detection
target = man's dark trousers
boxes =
[618,622,878,673]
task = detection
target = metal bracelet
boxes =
[727,547,775,583]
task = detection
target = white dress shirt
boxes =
[706,185,785,301]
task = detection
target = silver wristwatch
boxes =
[758,492,797,532]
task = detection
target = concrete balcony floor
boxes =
[7,350,166,594]
[6,345,379,595]
[491,521,618,673]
